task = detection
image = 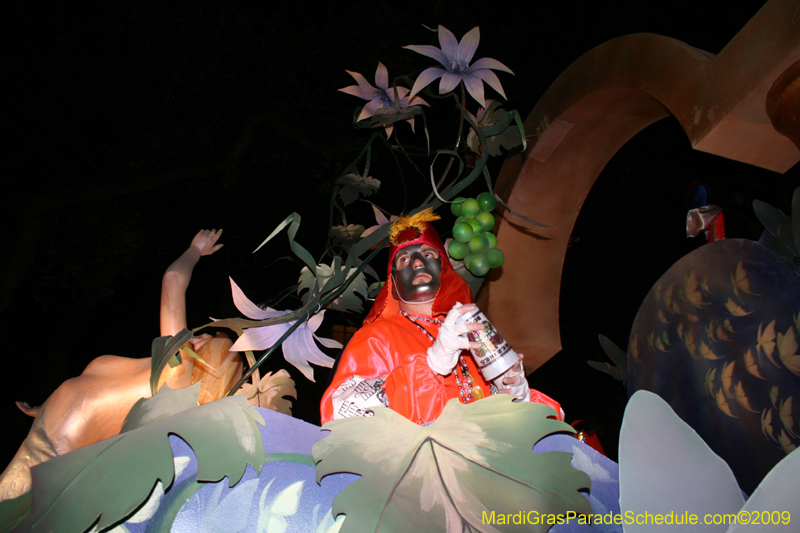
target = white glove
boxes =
[427,302,474,375]
[493,362,531,403]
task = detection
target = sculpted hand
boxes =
[190,229,224,256]
[493,355,531,402]
[427,303,482,375]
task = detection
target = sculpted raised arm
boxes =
[158,229,223,389]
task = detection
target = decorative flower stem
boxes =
[225,236,390,396]
[424,84,467,205]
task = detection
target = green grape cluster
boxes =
[448,192,505,276]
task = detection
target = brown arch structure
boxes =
[478,0,799,372]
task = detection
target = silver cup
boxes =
[458,307,519,381]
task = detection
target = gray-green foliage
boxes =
[466,101,525,156]
[587,334,628,383]
[313,395,591,532]
[753,187,799,265]
[14,384,265,533]
[298,262,368,313]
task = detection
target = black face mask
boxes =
[392,244,442,303]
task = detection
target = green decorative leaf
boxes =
[0,489,32,533]
[466,101,523,156]
[587,361,626,382]
[335,174,381,206]
[195,309,306,336]
[313,395,591,532]
[754,198,797,257]
[331,224,366,251]
[299,262,368,313]
[367,281,384,298]
[253,212,317,274]
[597,334,627,371]
[367,104,423,128]
[121,382,201,433]
[149,329,193,396]
[18,387,265,533]
[591,334,627,382]
[180,344,208,365]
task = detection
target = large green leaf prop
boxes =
[313,395,591,532]
[16,384,265,533]
[122,381,202,432]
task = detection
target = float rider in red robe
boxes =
[320,209,562,425]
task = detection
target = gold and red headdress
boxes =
[364,208,473,324]
[387,208,444,269]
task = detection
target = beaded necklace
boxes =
[399,311,484,403]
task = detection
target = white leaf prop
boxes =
[727,449,799,532]
[620,391,745,532]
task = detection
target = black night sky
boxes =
[3,0,797,467]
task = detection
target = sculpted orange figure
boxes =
[0,229,243,500]
[321,210,561,425]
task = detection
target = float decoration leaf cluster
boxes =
[313,395,592,532]
[11,383,265,533]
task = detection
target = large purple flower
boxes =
[227,278,341,382]
[405,26,513,107]
[339,62,428,137]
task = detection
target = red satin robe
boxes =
[320,312,562,425]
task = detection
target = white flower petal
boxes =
[405,93,429,108]
[307,309,325,332]
[230,277,284,320]
[467,56,514,75]
[403,44,449,68]
[314,333,343,350]
[457,27,480,64]
[230,323,290,352]
[462,75,487,107]
[373,203,390,226]
[409,66,445,98]
[438,72,462,95]
[344,70,378,97]
[437,25,460,61]
[282,332,317,382]
[357,98,383,122]
[392,86,410,99]
[375,62,389,90]
[338,84,372,100]
[471,69,507,101]
[284,326,336,377]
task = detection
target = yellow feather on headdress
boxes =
[389,208,441,246]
